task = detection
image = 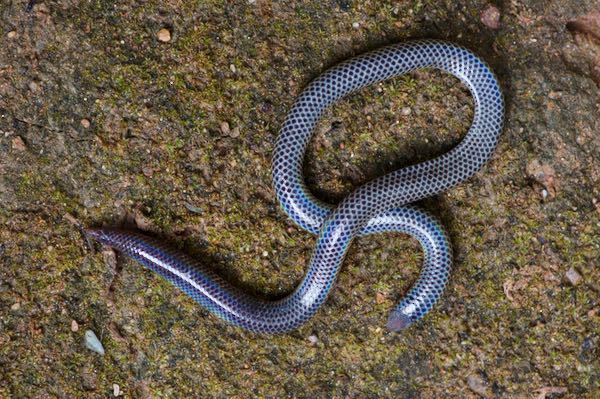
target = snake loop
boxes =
[87,40,504,334]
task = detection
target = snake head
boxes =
[84,228,126,250]
[84,228,111,244]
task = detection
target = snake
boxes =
[86,40,504,334]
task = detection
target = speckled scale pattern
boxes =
[87,40,503,334]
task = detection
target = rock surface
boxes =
[0,1,598,398]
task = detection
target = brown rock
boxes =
[503,278,515,301]
[63,212,80,226]
[11,136,26,152]
[220,121,230,135]
[142,165,154,177]
[467,374,491,397]
[7,31,17,39]
[81,366,97,391]
[101,250,116,274]
[133,211,154,231]
[188,149,201,162]
[71,320,79,332]
[28,81,40,92]
[565,267,582,286]
[567,12,600,42]
[526,159,558,199]
[80,119,90,128]
[480,4,501,30]
[567,13,600,87]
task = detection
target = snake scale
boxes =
[86,40,504,334]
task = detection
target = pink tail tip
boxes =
[386,311,413,332]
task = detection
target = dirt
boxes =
[0,1,598,398]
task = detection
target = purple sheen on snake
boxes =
[86,40,503,334]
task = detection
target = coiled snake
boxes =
[87,40,504,334]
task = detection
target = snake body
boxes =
[87,40,504,334]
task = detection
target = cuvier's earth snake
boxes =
[87,40,504,334]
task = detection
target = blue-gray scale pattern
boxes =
[87,40,504,334]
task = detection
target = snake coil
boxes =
[87,40,504,334]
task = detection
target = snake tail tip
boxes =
[386,311,413,332]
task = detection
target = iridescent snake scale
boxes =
[86,40,504,334]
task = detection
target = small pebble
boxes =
[548,91,562,99]
[593,198,600,215]
[84,330,105,355]
[229,64,237,73]
[352,22,360,29]
[80,118,90,128]
[262,250,268,257]
[188,149,201,162]
[401,107,412,116]
[565,267,582,286]
[7,31,17,39]
[466,374,491,397]
[480,4,501,29]
[71,320,79,332]
[113,383,121,396]
[28,81,39,92]
[183,202,203,214]
[10,302,20,311]
[11,136,26,151]
[308,335,318,345]
[142,165,154,177]
[82,366,97,391]
[526,159,557,199]
[133,212,154,231]
[220,121,230,135]
[157,28,171,42]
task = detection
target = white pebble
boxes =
[157,28,171,42]
[84,330,105,355]
[352,22,360,29]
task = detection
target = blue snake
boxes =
[86,40,504,334]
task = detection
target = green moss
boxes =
[1,0,599,397]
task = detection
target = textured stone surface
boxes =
[0,1,598,398]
